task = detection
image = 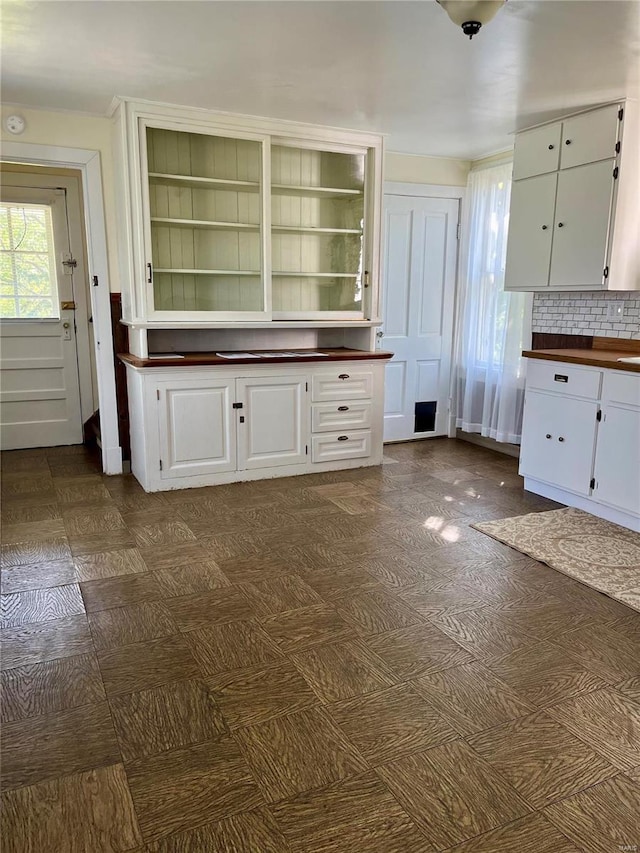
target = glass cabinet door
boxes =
[271,144,367,319]
[144,125,267,317]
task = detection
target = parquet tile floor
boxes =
[1,439,639,852]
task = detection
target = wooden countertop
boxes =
[119,347,394,369]
[523,348,640,373]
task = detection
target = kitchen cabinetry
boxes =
[520,359,640,532]
[505,101,639,292]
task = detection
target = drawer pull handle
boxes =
[338,373,350,380]
[337,435,349,441]
[554,374,568,383]
[558,436,565,442]
[546,434,552,440]
[338,406,349,411]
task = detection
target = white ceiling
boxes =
[2,1,638,159]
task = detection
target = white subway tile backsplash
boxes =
[532,291,640,338]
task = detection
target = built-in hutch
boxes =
[111,98,389,491]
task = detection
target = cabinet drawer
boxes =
[311,430,372,463]
[311,370,373,402]
[526,360,602,400]
[560,105,620,169]
[513,123,562,180]
[602,371,640,407]
[311,401,372,433]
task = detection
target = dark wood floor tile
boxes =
[357,554,438,590]
[68,528,138,557]
[234,706,368,802]
[54,479,113,505]
[80,571,165,612]
[328,683,457,766]
[377,738,531,849]
[290,639,395,704]
[130,520,197,548]
[335,588,423,636]
[411,661,536,736]
[468,710,617,809]
[73,547,148,581]
[241,574,322,617]
[261,604,355,653]
[297,563,378,601]
[145,806,291,853]
[2,472,53,496]
[89,601,179,650]
[97,634,199,696]
[165,586,257,632]
[553,582,637,624]
[609,613,640,643]
[429,606,536,660]
[1,583,85,629]
[0,502,61,524]
[1,652,105,722]
[62,507,127,537]
[551,623,640,684]
[126,735,263,842]
[544,775,640,853]
[398,577,498,619]
[215,553,292,585]
[206,660,319,730]
[1,518,66,544]
[271,772,434,853]
[445,813,581,853]
[199,531,272,562]
[184,620,283,675]
[1,538,72,569]
[1,763,142,853]
[152,561,230,596]
[487,641,609,708]
[546,688,640,772]
[109,678,226,762]
[276,541,352,570]
[617,676,640,704]
[494,596,603,640]
[1,614,93,670]
[1,701,121,789]
[139,542,213,572]
[1,558,78,594]
[367,622,475,680]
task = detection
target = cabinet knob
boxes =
[558,222,564,228]
[548,144,554,150]
[558,436,565,442]
[338,374,350,380]
[565,139,572,145]
[546,434,552,439]
[541,225,548,230]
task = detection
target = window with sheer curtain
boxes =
[454,160,532,444]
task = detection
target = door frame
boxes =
[382,181,465,442]
[2,141,122,474]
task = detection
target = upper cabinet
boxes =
[112,99,383,326]
[505,101,639,292]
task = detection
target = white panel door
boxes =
[0,186,83,449]
[158,378,235,478]
[237,375,307,470]
[549,160,615,289]
[380,194,459,442]
[593,403,640,515]
[504,173,557,290]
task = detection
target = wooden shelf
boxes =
[151,217,260,231]
[154,269,260,276]
[148,173,260,193]
[272,184,363,198]
[273,272,359,278]
[272,225,362,235]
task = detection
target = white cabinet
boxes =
[521,359,640,532]
[505,101,639,292]
[236,376,307,470]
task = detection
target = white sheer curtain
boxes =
[454,160,532,444]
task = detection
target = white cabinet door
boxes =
[593,404,640,515]
[157,379,235,479]
[237,375,308,470]
[560,105,620,169]
[519,390,598,495]
[513,123,562,180]
[549,160,614,289]
[505,174,556,291]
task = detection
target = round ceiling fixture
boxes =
[4,114,26,135]
[436,0,507,39]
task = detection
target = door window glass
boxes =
[0,202,59,319]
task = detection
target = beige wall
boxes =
[385,151,470,187]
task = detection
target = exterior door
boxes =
[380,194,459,442]
[504,173,557,290]
[236,375,307,470]
[0,185,84,449]
[157,378,235,478]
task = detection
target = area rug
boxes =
[472,507,640,613]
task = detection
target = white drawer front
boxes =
[603,371,640,407]
[526,359,602,400]
[312,430,372,463]
[311,401,372,433]
[312,370,373,402]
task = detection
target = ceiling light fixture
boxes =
[436,0,507,39]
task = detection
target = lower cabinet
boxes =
[125,360,384,492]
